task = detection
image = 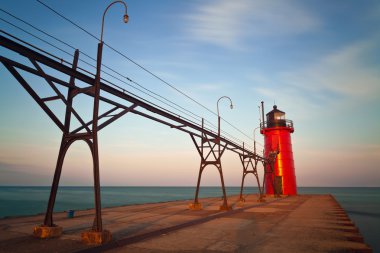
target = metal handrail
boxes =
[0,33,266,160]
[260,119,293,129]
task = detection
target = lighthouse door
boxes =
[274,176,283,195]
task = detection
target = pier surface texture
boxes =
[0,194,372,253]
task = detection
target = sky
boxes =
[0,0,379,187]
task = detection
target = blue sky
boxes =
[0,0,379,186]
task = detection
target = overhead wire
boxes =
[0,31,201,130]
[0,27,255,151]
[35,0,214,114]
[0,16,251,150]
[0,18,73,60]
[1,5,256,150]
[0,4,254,146]
[0,25,206,131]
[35,0,255,143]
[0,10,209,128]
[0,29,224,147]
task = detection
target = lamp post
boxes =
[216,96,233,209]
[258,105,261,128]
[92,0,128,232]
[217,96,233,139]
[253,126,260,154]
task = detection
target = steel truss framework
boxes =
[238,143,264,202]
[0,32,277,234]
[237,144,279,202]
[263,150,281,197]
[189,119,231,210]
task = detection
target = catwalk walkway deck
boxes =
[0,194,372,253]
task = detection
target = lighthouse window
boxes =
[274,112,285,120]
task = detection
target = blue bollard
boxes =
[67,210,75,218]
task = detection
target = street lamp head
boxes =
[230,104,233,109]
[100,0,129,42]
[123,14,129,23]
[217,95,233,116]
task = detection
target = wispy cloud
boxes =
[184,0,320,49]
[253,38,380,108]
[284,39,380,99]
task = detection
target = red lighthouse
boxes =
[260,103,297,195]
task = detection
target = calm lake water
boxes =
[0,186,379,252]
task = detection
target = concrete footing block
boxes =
[33,225,62,238]
[257,197,266,202]
[189,202,202,210]
[219,204,232,211]
[81,229,112,245]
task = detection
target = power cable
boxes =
[0,27,204,130]
[1,6,254,149]
[0,10,205,125]
[1,26,256,152]
[35,0,255,142]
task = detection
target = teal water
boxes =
[0,186,379,252]
[0,186,253,218]
[298,187,380,252]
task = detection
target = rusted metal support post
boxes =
[217,115,229,209]
[43,141,71,227]
[238,173,246,202]
[189,118,231,211]
[35,50,79,237]
[91,42,103,233]
[81,41,111,245]
[218,163,229,209]
[194,164,205,205]
[262,150,279,198]
[43,50,79,225]
[238,138,267,203]
[189,118,205,210]
[238,153,265,203]
[254,159,265,202]
[238,142,246,201]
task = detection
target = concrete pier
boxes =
[0,194,372,253]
